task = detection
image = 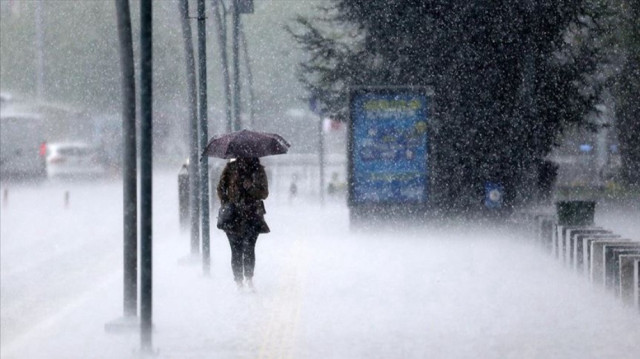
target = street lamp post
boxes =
[231,0,254,131]
[197,0,211,275]
[178,0,201,257]
[139,0,154,351]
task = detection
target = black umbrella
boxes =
[203,129,291,159]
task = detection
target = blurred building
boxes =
[549,98,620,189]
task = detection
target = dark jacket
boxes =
[217,159,269,233]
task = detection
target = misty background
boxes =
[2,1,640,358]
[0,0,327,163]
[1,0,639,214]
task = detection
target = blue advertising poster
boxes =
[350,90,430,205]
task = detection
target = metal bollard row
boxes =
[518,209,640,314]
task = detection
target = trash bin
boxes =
[178,161,189,231]
[556,200,596,226]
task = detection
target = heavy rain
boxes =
[1,1,639,358]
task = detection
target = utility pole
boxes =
[318,115,325,205]
[212,0,233,133]
[231,0,254,130]
[114,0,138,320]
[310,96,325,205]
[231,0,241,131]
[35,0,44,100]
[139,0,153,352]
[197,0,211,275]
[178,0,201,256]
[239,20,255,128]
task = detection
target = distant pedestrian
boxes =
[327,172,339,195]
[289,173,298,202]
[217,157,270,290]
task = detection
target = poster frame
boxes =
[347,86,434,218]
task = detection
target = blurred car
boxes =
[45,142,106,179]
[0,111,48,182]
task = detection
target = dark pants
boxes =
[226,230,259,282]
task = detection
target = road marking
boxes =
[258,239,309,359]
[0,271,121,358]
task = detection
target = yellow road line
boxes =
[258,240,308,359]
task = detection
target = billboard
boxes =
[348,88,431,207]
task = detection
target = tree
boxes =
[0,1,187,113]
[290,0,603,212]
[613,0,640,187]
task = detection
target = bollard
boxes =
[603,244,640,290]
[553,224,563,259]
[634,259,640,311]
[575,233,620,272]
[64,191,70,209]
[565,228,609,266]
[583,237,627,276]
[2,188,7,208]
[619,255,640,306]
[178,163,189,232]
[590,240,632,285]
[556,226,602,263]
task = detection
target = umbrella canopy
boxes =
[203,129,291,159]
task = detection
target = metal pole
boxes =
[197,0,211,275]
[212,0,233,133]
[178,0,201,256]
[318,116,325,205]
[232,0,241,131]
[239,20,255,128]
[35,0,44,100]
[139,0,153,351]
[114,0,137,318]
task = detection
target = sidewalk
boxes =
[2,179,640,358]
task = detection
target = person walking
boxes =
[216,157,270,290]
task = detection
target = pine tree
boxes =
[290,0,606,212]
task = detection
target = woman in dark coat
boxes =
[217,157,269,289]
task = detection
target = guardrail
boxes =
[514,206,640,313]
